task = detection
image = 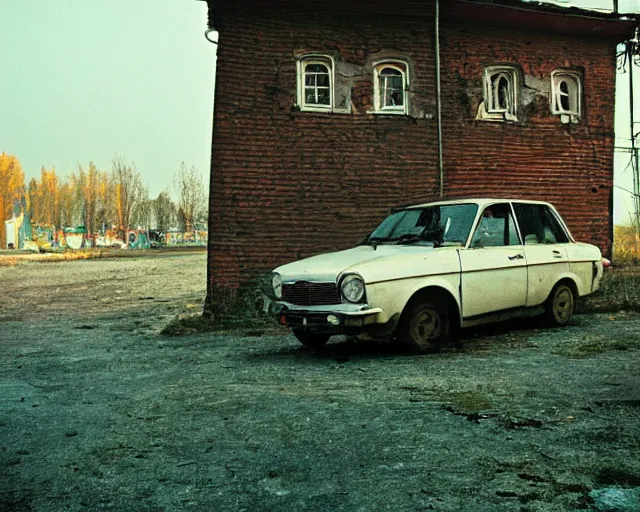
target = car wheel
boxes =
[399,301,449,353]
[545,283,575,326]
[292,330,330,350]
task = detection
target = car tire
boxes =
[292,330,330,350]
[545,283,575,326]
[399,300,449,354]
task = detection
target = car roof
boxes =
[400,198,554,209]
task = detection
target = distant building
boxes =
[201,0,637,306]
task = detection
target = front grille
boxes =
[283,281,341,306]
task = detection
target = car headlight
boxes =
[341,274,365,303]
[272,273,283,299]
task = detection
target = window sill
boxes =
[554,113,581,124]
[368,110,409,116]
[295,105,351,114]
[298,106,333,113]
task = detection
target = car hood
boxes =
[275,244,454,283]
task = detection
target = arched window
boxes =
[297,56,334,111]
[373,62,408,114]
[482,66,518,121]
[551,70,582,118]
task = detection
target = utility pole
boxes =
[628,37,640,232]
[620,28,640,240]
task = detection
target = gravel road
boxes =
[1,253,639,511]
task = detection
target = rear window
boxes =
[513,204,569,244]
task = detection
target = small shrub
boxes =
[551,335,637,358]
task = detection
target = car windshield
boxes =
[365,203,479,246]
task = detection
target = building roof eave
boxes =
[443,0,638,39]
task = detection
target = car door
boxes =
[458,203,528,318]
[512,203,571,307]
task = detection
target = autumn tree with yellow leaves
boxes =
[27,167,61,226]
[0,152,25,247]
[112,155,144,233]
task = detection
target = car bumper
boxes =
[273,302,383,334]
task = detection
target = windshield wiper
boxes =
[395,229,442,246]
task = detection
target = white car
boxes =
[271,199,604,353]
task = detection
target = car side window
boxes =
[471,203,520,247]
[513,203,569,245]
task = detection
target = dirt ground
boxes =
[1,252,639,512]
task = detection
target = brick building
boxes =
[202,0,636,311]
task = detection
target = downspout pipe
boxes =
[205,29,218,45]
[203,25,219,316]
[435,0,444,198]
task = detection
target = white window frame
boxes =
[296,55,335,112]
[551,70,582,120]
[481,66,519,122]
[372,61,409,115]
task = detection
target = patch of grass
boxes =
[552,334,638,358]
[448,390,492,411]
[0,247,203,267]
[577,269,640,314]
[160,312,281,336]
[613,225,640,265]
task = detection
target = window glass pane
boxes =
[305,89,316,104]
[387,76,404,106]
[497,76,509,109]
[302,61,331,107]
[306,64,327,74]
[471,204,516,247]
[541,206,569,243]
[560,81,569,95]
[315,72,329,87]
[316,88,330,105]
[378,76,386,106]
[381,67,402,76]
[508,212,520,245]
[513,204,568,244]
[514,204,544,244]
[560,93,571,112]
[388,210,423,239]
[368,204,478,245]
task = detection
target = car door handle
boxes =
[508,254,524,260]
[552,250,563,259]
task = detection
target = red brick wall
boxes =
[208,2,439,291]
[440,21,616,256]
[206,1,617,299]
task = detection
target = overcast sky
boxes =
[0,0,639,224]
[0,0,216,199]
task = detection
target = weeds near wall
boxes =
[163,274,281,336]
[613,225,640,265]
[578,268,640,314]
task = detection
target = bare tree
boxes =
[111,155,144,233]
[131,183,151,230]
[76,162,105,241]
[152,190,176,232]
[174,162,205,232]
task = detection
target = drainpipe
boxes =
[435,0,444,198]
[205,29,218,46]
[203,26,219,317]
